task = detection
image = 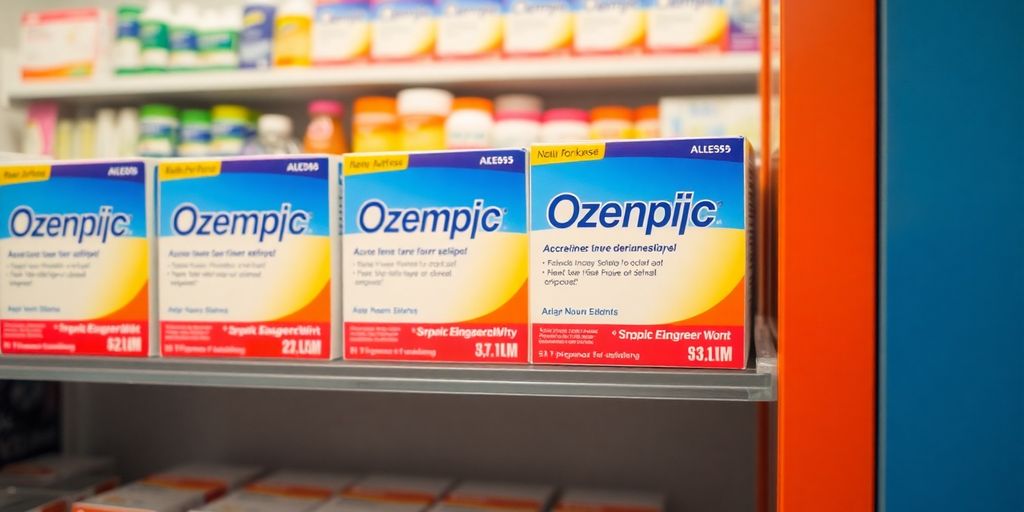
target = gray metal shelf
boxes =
[0,352,776,400]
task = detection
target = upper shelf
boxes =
[3,53,760,104]
[0,342,776,401]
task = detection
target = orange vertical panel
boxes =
[776,0,876,511]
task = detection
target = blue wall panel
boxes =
[880,1,1024,510]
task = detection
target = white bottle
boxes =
[495,94,544,115]
[244,114,300,154]
[117,107,140,158]
[200,6,242,69]
[140,0,173,69]
[170,3,201,70]
[72,115,96,159]
[95,108,119,158]
[445,98,494,150]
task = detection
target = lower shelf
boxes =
[0,353,776,401]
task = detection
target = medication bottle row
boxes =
[29,91,767,159]
[0,138,754,369]
[1,454,666,512]
[353,89,661,152]
[19,1,759,80]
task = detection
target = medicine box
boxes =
[74,483,209,512]
[726,0,759,52]
[74,465,263,512]
[342,475,452,505]
[0,489,67,512]
[312,0,371,64]
[195,470,356,512]
[342,149,528,363]
[645,0,729,53]
[0,454,115,487]
[20,8,110,80]
[572,0,644,54]
[369,0,435,61]
[434,481,555,512]
[553,489,664,512]
[529,138,753,368]
[502,0,573,56]
[0,160,157,357]
[157,155,341,359]
[659,95,760,149]
[312,498,426,512]
[435,0,503,59]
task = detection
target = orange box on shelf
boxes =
[19,8,110,80]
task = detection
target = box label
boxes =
[0,161,151,356]
[343,150,528,363]
[530,139,748,368]
[158,157,334,359]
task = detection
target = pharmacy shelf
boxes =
[0,343,776,401]
[3,53,760,104]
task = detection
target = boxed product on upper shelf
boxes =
[15,0,760,82]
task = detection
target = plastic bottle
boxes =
[55,119,74,159]
[240,2,277,69]
[445,97,493,149]
[95,108,119,158]
[178,109,213,157]
[139,0,173,70]
[633,104,659,139]
[540,108,589,143]
[304,100,347,154]
[199,7,242,69]
[169,3,201,70]
[397,88,453,151]
[211,104,251,156]
[138,103,178,157]
[74,116,97,159]
[589,105,633,140]
[352,96,399,152]
[492,110,541,148]
[116,107,140,157]
[495,94,543,116]
[55,119,74,160]
[274,0,314,67]
[23,102,58,156]
[244,114,301,154]
[114,5,144,73]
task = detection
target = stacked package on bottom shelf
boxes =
[194,470,355,512]
[0,454,119,512]
[553,489,665,512]
[0,160,157,357]
[156,155,342,360]
[73,464,264,512]
[431,481,554,512]
[316,475,453,512]
[0,489,66,512]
